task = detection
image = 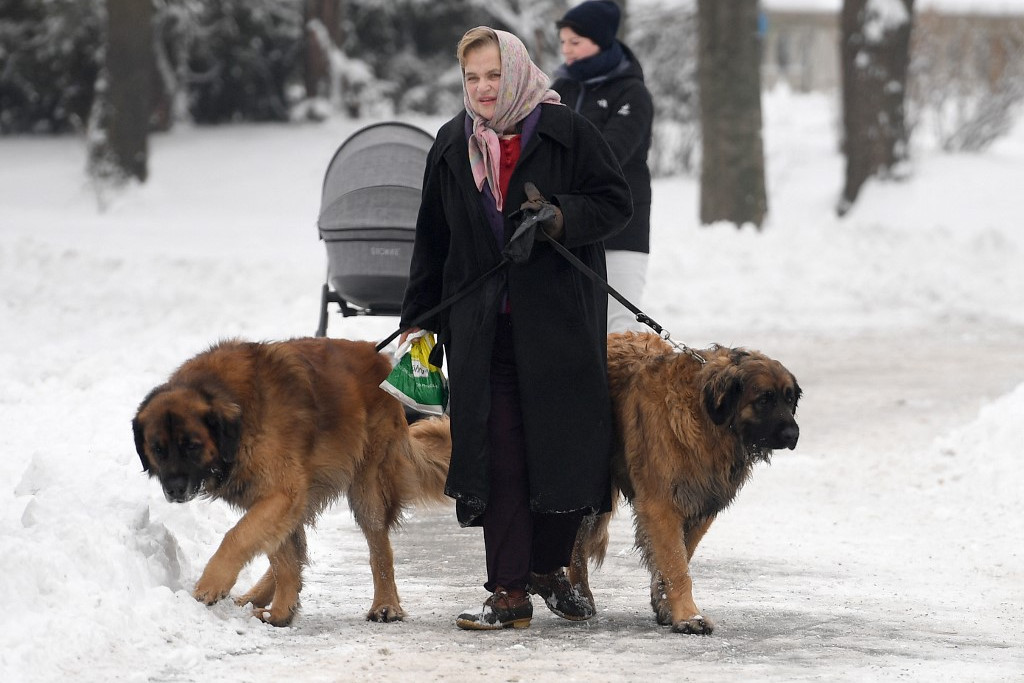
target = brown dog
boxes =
[570,332,801,634]
[132,337,451,626]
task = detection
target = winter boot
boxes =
[455,587,533,630]
[528,568,596,621]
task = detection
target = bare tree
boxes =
[152,0,200,130]
[696,0,767,229]
[304,0,344,102]
[838,0,915,216]
[630,2,700,177]
[88,0,154,186]
[908,10,1024,153]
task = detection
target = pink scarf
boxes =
[464,29,562,211]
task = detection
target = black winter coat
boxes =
[552,42,653,253]
[401,103,632,526]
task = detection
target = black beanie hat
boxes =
[556,0,621,50]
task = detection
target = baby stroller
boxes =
[315,121,434,337]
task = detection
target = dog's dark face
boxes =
[703,351,801,451]
[132,385,241,503]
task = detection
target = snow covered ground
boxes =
[1,89,1022,681]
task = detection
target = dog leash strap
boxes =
[545,238,663,332]
[375,259,509,352]
[545,237,707,365]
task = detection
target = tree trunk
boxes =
[697,0,767,229]
[838,0,915,216]
[304,0,343,100]
[89,0,153,184]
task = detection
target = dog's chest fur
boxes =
[610,346,757,524]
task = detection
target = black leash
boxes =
[547,237,664,334]
[544,235,706,364]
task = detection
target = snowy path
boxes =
[135,326,1024,682]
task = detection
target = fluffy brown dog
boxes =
[132,337,451,627]
[570,332,801,634]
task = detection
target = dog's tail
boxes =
[406,415,452,506]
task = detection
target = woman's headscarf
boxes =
[464,29,561,211]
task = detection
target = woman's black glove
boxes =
[519,182,564,242]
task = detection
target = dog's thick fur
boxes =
[569,332,801,634]
[132,337,451,627]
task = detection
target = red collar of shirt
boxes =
[497,135,522,204]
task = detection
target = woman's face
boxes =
[463,43,502,120]
[559,27,601,65]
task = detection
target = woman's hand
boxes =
[398,327,423,346]
[520,182,564,241]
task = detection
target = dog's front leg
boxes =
[238,527,309,626]
[633,499,713,635]
[253,528,307,627]
[194,491,304,608]
[236,566,276,609]
[684,516,715,560]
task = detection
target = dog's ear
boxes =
[132,386,164,473]
[791,374,803,413]
[204,400,242,463]
[131,416,150,472]
[703,365,743,426]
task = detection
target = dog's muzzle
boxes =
[778,423,800,450]
[162,475,201,503]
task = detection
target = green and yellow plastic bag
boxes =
[380,331,448,415]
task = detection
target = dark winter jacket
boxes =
[401,103,632,526]
[552,42,653,253]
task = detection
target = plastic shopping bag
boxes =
[379,330,449,415]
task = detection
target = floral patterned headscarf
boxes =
[464,28,562,211]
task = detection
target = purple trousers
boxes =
[482,314,584,593]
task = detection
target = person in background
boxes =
[552,0,654,334]
[399,26,631,630]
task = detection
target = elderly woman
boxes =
[399,27,631,630]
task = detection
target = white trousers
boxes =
[604,250,650,334]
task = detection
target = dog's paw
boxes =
[236,587,273,609]
[194,564,238,606]
[652,597,674,625]
[649,582,673,625]
[193,581,231,606]
[366,604,406,622]
[253,604,297,627]
[671,614,714,635]
[235,594,258,608]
